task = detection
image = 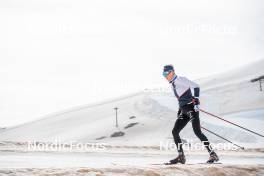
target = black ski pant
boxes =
[172,104,212,154]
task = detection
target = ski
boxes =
[187,162,222,165]
[151,162,222,166]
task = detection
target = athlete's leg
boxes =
[172,112,189,155]
[189,110,213,153]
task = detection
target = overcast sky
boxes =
[0,0,263,127]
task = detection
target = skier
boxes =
[162,64,219,164]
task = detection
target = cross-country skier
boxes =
[162,64,219,164]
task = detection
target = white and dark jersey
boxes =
[170,76,200,108]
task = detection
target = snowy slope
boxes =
[199,59,264,115]
[0,92,175,145]
[0,60,263,147]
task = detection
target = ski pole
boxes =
[200,109,264,138]
[201,126,245,150]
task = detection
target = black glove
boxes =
[192,97,200,105]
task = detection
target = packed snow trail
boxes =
[0,150,263,176]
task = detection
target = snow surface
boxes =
[0,141,263,175]
[1,165,263,176]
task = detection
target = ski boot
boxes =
[166,154,186,165]
[207,151,219,164]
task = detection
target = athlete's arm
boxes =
[181,77,200,98]
[189,80,200,98]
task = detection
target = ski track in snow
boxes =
[0,148,263,176]
[0,141,263,175]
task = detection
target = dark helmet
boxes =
[163,65,176,83]
[163,65,174,72]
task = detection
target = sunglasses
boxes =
[163,71,172,77]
